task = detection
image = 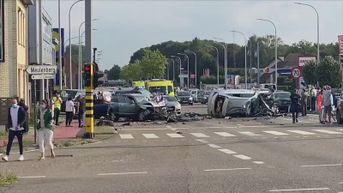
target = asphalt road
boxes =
[1,106,342,193]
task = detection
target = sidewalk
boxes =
[54,121,85,139]
[0,121,85,148]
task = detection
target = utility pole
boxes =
[84,0,94,138]
[257,41,260,87]
[38,0,44,100]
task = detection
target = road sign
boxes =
[292,67,301,78]
[26,65,57,74]
[31,74,55,80]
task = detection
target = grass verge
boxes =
[0,172,17,187]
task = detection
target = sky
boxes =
[43,0,343,70]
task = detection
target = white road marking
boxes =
[204,168,251,172]
[337,129,343,132]
[166,125,177,131]
[125,128,166,131]
[119,134,134,139]
[218,148,237,154]
[195,139,208,143]
[166,133,184,138]
[214,132,235,137]
[97,171,148,176]
[19,176,46,179]
[287,130,315,135]
[190,133,209,138]
[300,164,343,168]
[269,187,330,192]
[142,134,159,139]
[263,131,289,136]
[233,154,252,160]
[313,129,343,135]
[253,161,265,165]
[239,131,262,136]
[208,144,221,149]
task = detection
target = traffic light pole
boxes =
[84,0,94,138]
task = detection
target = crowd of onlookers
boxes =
[290,85,338,124]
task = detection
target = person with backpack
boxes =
[2,98,26,162]
[18,99,29,133]
[37,100,55,160]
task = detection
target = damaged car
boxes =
[94,93,166,121]
[207,89,276,118]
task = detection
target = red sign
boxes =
[339,35,343,55]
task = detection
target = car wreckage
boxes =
[207,89,278,118]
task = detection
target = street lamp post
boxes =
[206,45,220,86]
[295,2,320,64]
[177,53,190,89]
[171,55,182,87]
[169,58,175,82]
[68,0,83,89]
[231,30,248,89]
[257,19,277,91]
[213,38,228,89]
[185,50,197,88]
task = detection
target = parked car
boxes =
[163,96,181,116]
[198,90,211,104]
[190,89,200,102]
[176,91,193,105]
[207,89,275,117]
[272,91,291,113]
[94,94,166,121]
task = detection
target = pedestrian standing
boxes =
[323,86,333,124]
[37,100,55,160]
[18,99,29,133]
[52,92,62,125]
[300,89,307,116]
[77,96,85,128]
[311,87,317,112]
[65,97,74,127]
[290,90,300,124]
[317,90,324,123]
[2,98,26,162]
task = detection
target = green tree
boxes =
[107,64,121,80]
[140,49,167,79]
[316,56,340,87]
[120,60,142,80]
[302,61,317,85]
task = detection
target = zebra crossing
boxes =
[118,128,343,140]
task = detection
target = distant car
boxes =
[190,89,200,102]
[272,91,291,113]
[198,90,211,104]
[177,91,193,105]
[94,94,166,121]
[163,96,181,116]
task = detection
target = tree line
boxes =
[106,36,340,87]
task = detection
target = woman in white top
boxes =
[65,97,75,127]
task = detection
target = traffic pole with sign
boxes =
[84,63,94,138]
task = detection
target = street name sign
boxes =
[31,74,55,80]
[26,65,57,74]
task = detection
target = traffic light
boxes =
[84,63,92,87]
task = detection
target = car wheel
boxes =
[337,110,343,124]
[108,111,119,122]
[138,110,147,122]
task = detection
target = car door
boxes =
[119,96,137,115]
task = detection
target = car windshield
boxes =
[274,92,291,99]
[164,96,177,102]
[149,86,167,94]
[178,92,190,96]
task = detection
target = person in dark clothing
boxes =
[290,91,300,124]
[77,96,85,127]
[2,98,27,162]
[18,99,29,133]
